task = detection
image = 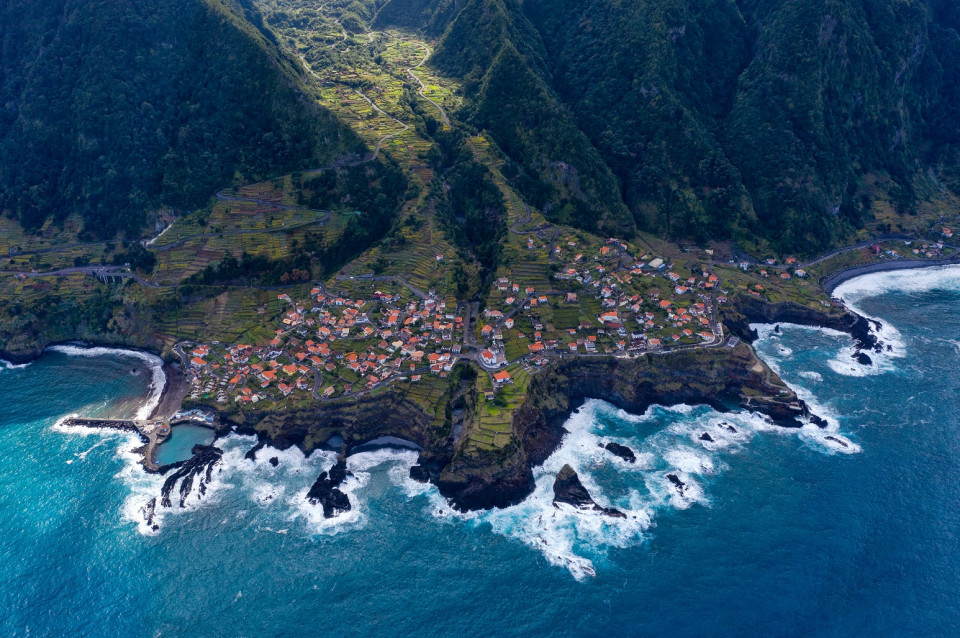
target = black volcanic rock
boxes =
[269,456,279,467]
[140,497,159,533]
[409,464,431,483]
[699,432,714,442]
[666,473,686,498]
[160,444,222,508]
[552,464,625,518]
[854,351,873,366]
[307,460,352,518]
[603,442,636,463]
[245,439,266,461]
[825,435,850,448]
[809,414,829,429]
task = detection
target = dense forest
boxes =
[0,0,364,237]
[377,0,960,253]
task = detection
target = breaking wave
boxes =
[47,345,165,420]
[421,399,844,580]
[0,359,31,371]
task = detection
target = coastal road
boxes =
[0,265,161,288]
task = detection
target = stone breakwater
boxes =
[60,417,171,472]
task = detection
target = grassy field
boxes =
[466,364,532,452]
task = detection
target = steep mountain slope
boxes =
[377,0,960,253]
[0,0,364,236]
[399,0,635,234]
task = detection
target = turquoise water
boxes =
[3,266,960,635]
[155,425,215,466]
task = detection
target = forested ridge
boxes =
[0,0,364,237]
[3,0,958,255]
[378,0,960,253]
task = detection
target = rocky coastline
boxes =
[0,338,171,368]
[722,294,884,354]
[12,267,908,519]
[820,254,960,293]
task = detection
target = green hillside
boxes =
[0,0,364,236]
[377,0,960,253]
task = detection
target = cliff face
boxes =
[722,294,880,351]
[434,343,806,511]
[213,342,805,513]
[225,392,440,454]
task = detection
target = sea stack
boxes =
[552,464,626,518]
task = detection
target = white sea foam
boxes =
[0,358,30,370]
[47,345,165,420]
[798,426,861,455]
[432,390,873,580]
[751,324,853,444]
[428,401,774,580]
[288,447,422,535]
[825,264,960,374]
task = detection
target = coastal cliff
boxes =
[433,343,807,510]
[722,295,881,352]
[211,342,808,513]
[3,295,864,516]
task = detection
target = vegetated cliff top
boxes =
[0,0,364,237]
[377,0,960,255]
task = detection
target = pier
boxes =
[61,416,211,472]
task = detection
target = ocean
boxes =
[3,266,960,636]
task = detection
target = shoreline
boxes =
[0,340,179,423]
[15,255,960,514]
[0,338,168,367]
[149,362,190,420]
[821,254,960,294]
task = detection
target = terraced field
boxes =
[467,364,531,452]
[152,288,288,344]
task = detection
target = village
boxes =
[175,233,773,410]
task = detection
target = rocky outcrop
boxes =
[159,444,222,508]
[212,340,812,515]
[226,392,437,455]
[437,343,808,511]
[140,497,159,533]
[666,473,687,498]
[552,464,625,518]
[603,442,636,463]
[722,295,882,353]
[306,459,351,518]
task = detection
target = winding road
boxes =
[404,42,450,126]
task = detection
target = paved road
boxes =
[0,265,161,287]
[405,42,450,127]
[348,88,410,161]
[335,273,427,300]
